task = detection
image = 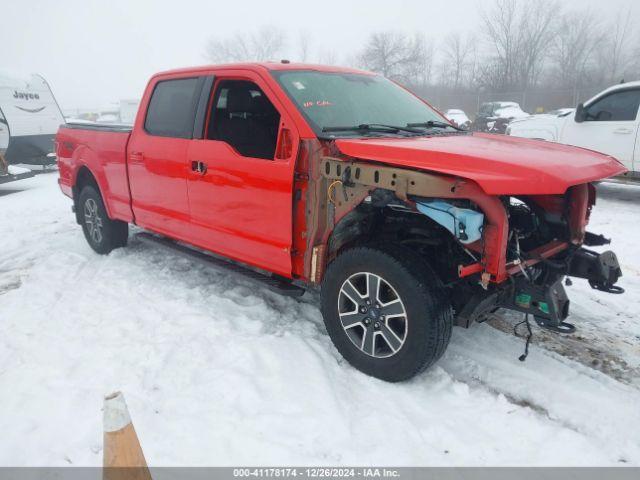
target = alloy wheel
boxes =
[84,198,103,244]
[338,272,408,358]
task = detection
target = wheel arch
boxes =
[309,158,509,286]
[72,165,112,223]
[324,194,469,285]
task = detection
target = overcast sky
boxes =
[2,0,638,111]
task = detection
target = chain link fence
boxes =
[410,85,611,119]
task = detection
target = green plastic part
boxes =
[538,302,550,314]
[515,292,532,308]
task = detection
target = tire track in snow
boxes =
[2,174,640,466]
[118,237,640,464]
[440,323,640,464]
[488,313,640,388]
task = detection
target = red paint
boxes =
[335,133,626,195]
[505,241,569,276]
[447,179,510,282]
[458,263,483,278]
[56,128,133,222]
[56,62,626,285]
[184,70,298,276]
[566,184,590,245]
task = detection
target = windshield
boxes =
[272,70,445,137]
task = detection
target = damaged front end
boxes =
[457,183,623,332]
[467,242,623,333]
[312,155,623,334]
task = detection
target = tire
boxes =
[78,185,128,254]
[321,245,453,382]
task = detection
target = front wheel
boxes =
[321,245,453,382]
[78,185,128,254]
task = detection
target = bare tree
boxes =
[549,9,603,102]
[439,33,476,89]
[197,3,638,117]
[466,39,480,88]
[630,45,640,81]
[517,1,560,88]
[596,9,636,84]
[415,37,435,87]
[205,26,286,63]
[479,0,559,89]
[297,31,312,62]
[357,31,432,85]
[479,0,521,89]
[317,49,339,66]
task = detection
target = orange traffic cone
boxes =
[103,391,152,480]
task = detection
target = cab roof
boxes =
[585,80,640,103]
[154,62,375,79]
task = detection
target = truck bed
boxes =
[56,123,134,222]
[63,122,133,133]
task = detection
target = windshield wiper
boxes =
[407,120,463,131]
[322,123,423,135]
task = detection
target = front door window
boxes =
[206,80,280,160]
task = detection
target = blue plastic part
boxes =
[416,200,484,245]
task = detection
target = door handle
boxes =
[613,128,633,134]
[191,160,207,175]
[129,151,144,162]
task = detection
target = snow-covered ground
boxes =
[0,173,639,466]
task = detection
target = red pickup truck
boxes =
[57,62,625,382]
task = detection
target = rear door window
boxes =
[144,78,201,138]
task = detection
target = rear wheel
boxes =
[78,185,128,254]
[321,245,453,382]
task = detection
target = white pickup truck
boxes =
[507,82,640,176]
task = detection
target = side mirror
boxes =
[575,103,586,123]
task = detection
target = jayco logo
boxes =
[13,91,40,100]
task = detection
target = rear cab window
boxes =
[144,77,202,138]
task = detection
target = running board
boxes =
[135,232,305,297]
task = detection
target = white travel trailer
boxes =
[1,107,35,183]
[0,109,8,153]
[0,71,65,165]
